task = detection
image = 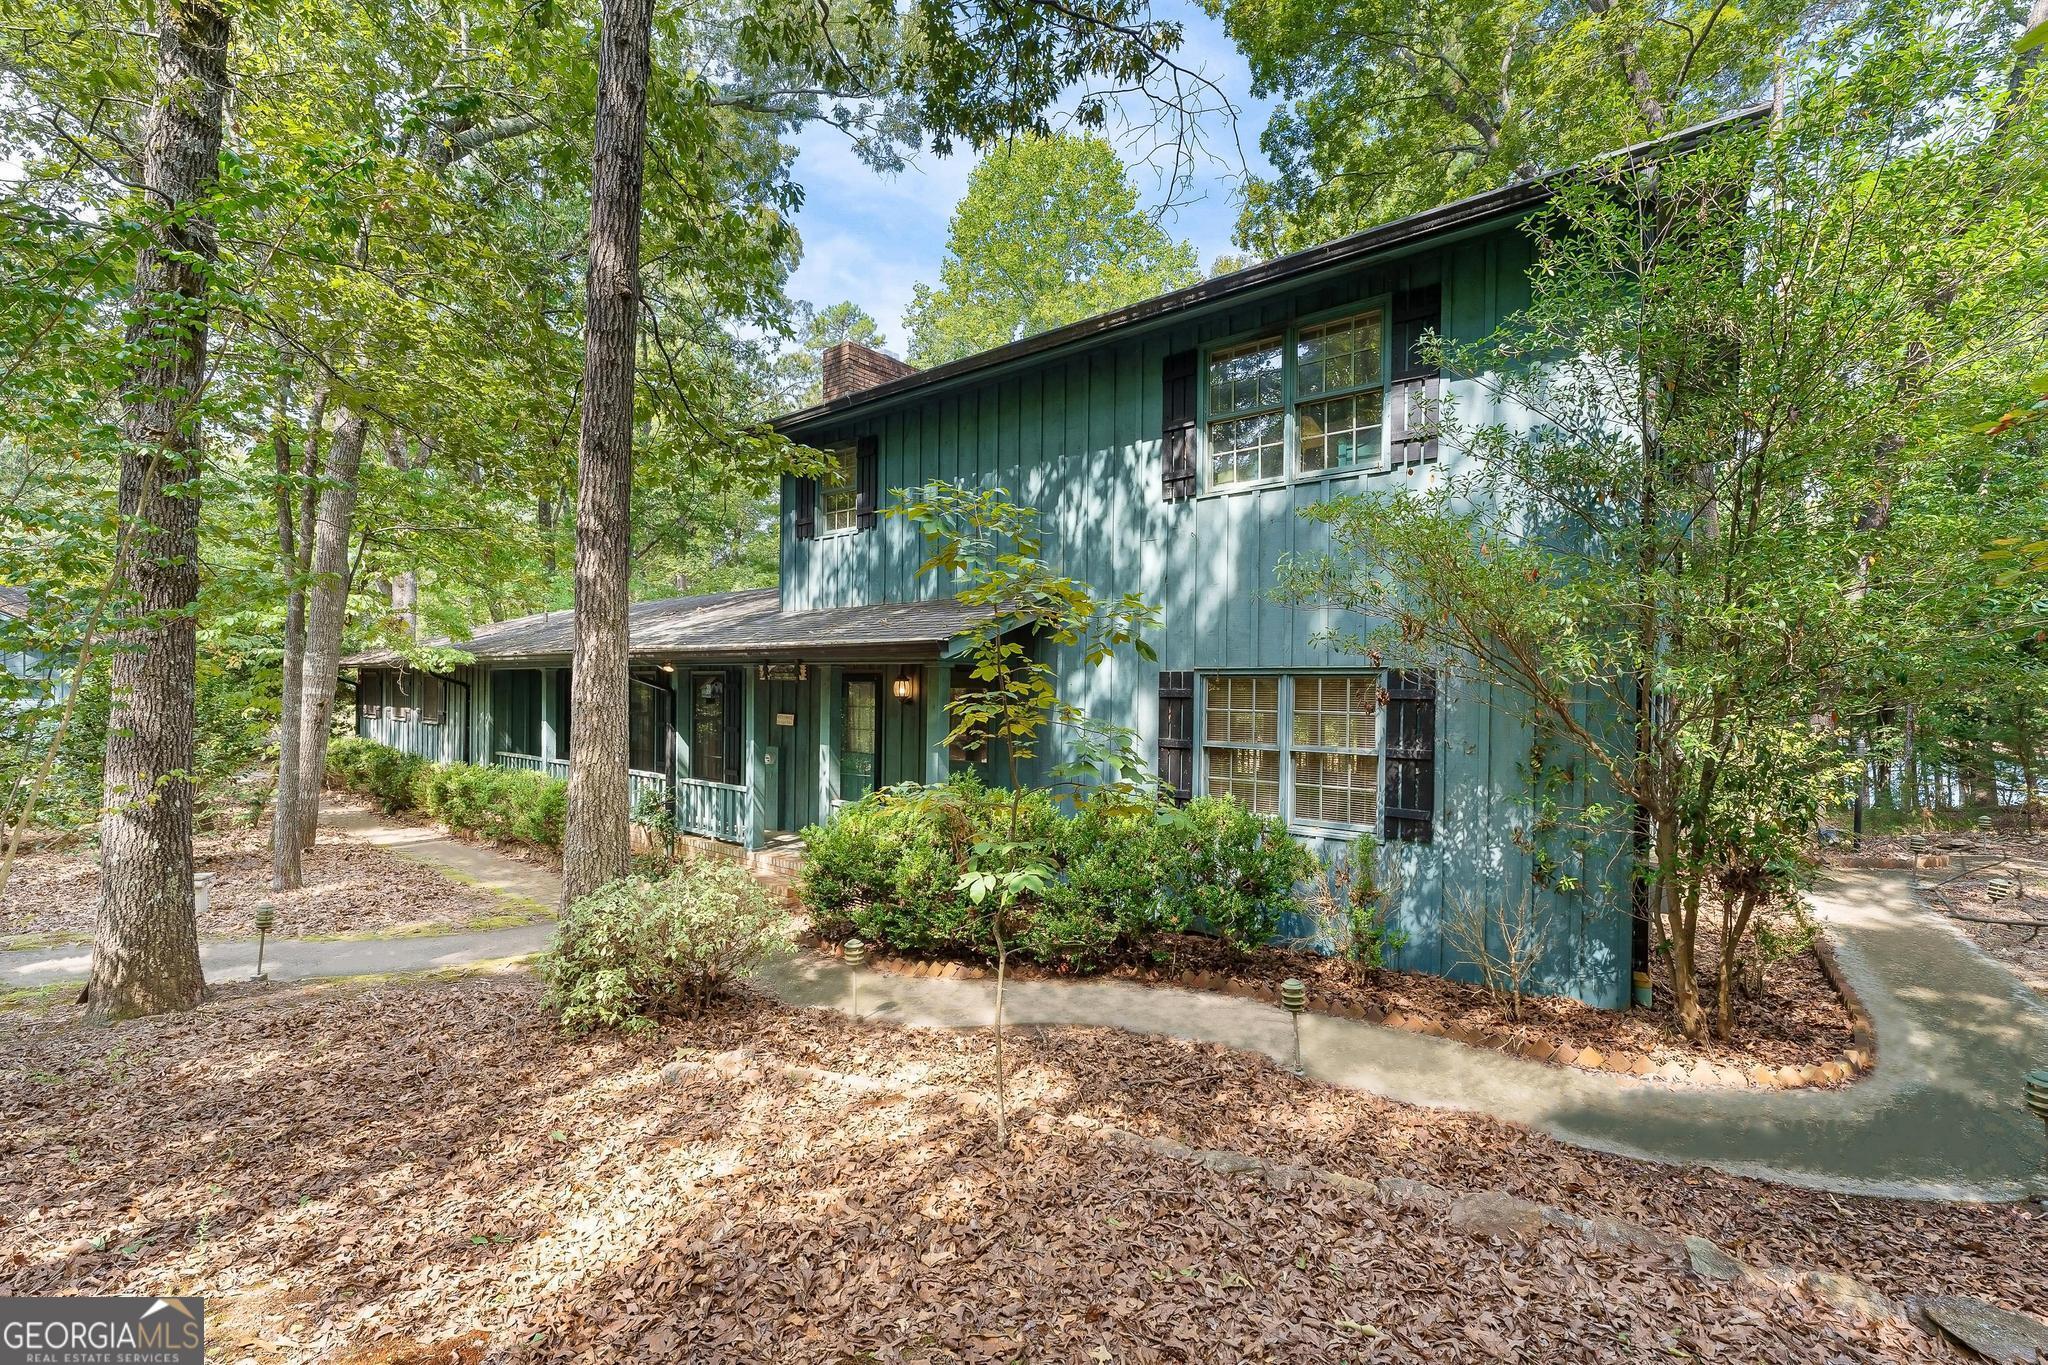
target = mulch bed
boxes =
[5,974,2032,1363]
[0,823,531,944]
[812,926,1862,1088]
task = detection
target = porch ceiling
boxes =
[342,589,991,668]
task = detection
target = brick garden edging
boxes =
[817,935,1877,1093]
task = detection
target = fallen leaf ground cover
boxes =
[825,922,1854,1077]
[3,974,2035,1363]
[0,825,538,945]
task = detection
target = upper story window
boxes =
[821,444,859,534]
[1203,307,1386,491]
[1206,336,1285,488]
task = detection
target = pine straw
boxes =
[0,824,531,942]
[3,975,2035,1363]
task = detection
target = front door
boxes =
[841,673,880,802]
[762,673,803,832]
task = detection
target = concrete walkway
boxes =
[7,810,2046,1201]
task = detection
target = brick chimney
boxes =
[821,341,917,402]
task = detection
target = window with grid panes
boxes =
[1200,674,1382,828]
[1201,307,1387,488]
[1290,675,1380,825]
[1204,336,1284,487]
[820,444,859,533]
[1296,311,1385,474]
[1201,675,1281,814]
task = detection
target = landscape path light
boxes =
[194,870,216,919]
[1280,977,1307,1076]
[844,937,866,1022]
[254,902,275,983]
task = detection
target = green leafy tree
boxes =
[904,134,1200,365]
[1283,19,2048,1039]
[1211,0,1924,251]
[893,482,1161,1146]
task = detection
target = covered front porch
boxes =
[464,591,990,853]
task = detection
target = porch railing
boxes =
[491,753,747,846]
[495,751,568,780]
[676,777,746,843]
[627,768,669,816]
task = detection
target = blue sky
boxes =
[782,0,1280,355]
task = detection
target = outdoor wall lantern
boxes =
[1280,977,1307,1076]
[254,902,276,983]
[844,937,867,1021]
[893,668,917,703]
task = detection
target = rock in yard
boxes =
[1445,1190,1550,1243]
[1915,1296,2048,1364]
[1684,1235,1748,1282]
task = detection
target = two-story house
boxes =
[343,114,1758,1007]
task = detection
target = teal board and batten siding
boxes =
[353,665,488,766]
[782,222,1635,1008]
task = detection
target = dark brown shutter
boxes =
[855,434,880,530]
[793,474,816,540]
[1157,670,1194,802]
[721,667,743,786]
[1161,349,1197,502]
[1389,285,1441,467]
[1382,669,1437,843]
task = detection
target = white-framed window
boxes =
[1200,673,1382,829]
[1201,306,1387,490]
[821,444,859,534]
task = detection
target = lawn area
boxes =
[2,972,2036,1363]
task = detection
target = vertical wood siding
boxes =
[778,223,1633,1008]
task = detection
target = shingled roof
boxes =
[0,586,26,620]
[343,588,991,668]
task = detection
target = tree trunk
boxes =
[294,411,368,850]
[89,0,227,1022]
[270,391,319,890]
[561,0,654,906]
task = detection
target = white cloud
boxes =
[781,0,1283,343]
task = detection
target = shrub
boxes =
[325,739,566,850]
[540,861,795,1032]
[798,778,1317,971]
[1161,798,1319,954]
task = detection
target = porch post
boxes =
[923,663,950,785]
[540,666,561,762]
[817,664,838,817]
[742,665,763,850]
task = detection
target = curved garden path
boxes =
[6,807,2045,1202]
